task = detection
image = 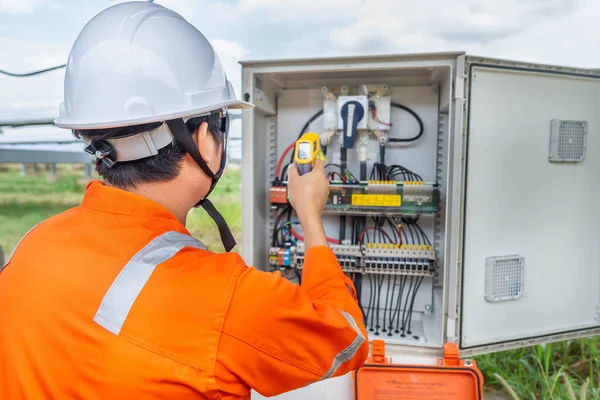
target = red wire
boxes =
[289,227,340,244]
[359,227,396,244]
[371,106,392,126]
[359,227,377,244]
[275,142,297,179]
[329,171,347,182]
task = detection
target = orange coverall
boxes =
[0,181,369,399]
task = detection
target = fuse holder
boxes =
[269,186,289,204]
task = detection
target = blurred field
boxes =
[1,164,599,399]
[0,164,241,254]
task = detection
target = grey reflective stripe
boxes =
[321,310,365,380]
[1,222,42,273]
[93,231,207,335]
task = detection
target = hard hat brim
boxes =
[54,100,254,130]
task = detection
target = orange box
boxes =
[354,341,484,400]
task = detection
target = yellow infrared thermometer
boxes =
[294,132,325,176]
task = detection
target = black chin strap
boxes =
[201,199,236,252]
[166,118,236,252]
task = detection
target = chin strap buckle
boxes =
[84,140,117,169]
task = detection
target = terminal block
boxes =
[294,242,436,276]
[362,247,436,275]
[326,181,439,216]
[295,243,361,274]
[270,181,439,217]
[268,246,294,269]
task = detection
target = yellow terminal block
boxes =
[395,244,400,249]
[412,244,417,250]
[418,244,422,250]
[384,244,388,249]
[378,243,383,249]
[367,243,371,248]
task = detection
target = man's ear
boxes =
[193,121,212,163]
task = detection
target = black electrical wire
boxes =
[0,64,66,77]
[280,164,290,182]
[271,207,291,246]
[388,102,424,143]
[394,275,407,333]
[402,276,420,332]
[399,276,415,336]
[382,275,392,333]
[387,274,398,335]
[368,274,376,332]
[408,222,423,245]
[404,223,416,245]
[388,165,422,182]
[385,217,400,244]
[370,162,388,180]
[406,276,425,336]
[414,223,432,246]
[353,273,366,325]
[374,275,384,335]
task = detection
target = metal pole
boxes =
[84,163,92,179]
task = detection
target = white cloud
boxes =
[2,0,599,126]
[235,0,595,67]
[212,39,249,101]
[0,0,45,14]
[0,37,69,122]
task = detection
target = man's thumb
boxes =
[288,164,299,180]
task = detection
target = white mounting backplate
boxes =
[367,96,392,131]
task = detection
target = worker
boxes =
[0,2,368,400]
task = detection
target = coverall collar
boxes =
[82,180,190,233]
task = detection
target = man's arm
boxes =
[216,246,368,397]
[216,161,368,397]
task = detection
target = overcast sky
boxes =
[0,0,597,124]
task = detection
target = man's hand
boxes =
[287,160,330,249]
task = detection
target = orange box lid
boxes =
[354,341,484,400]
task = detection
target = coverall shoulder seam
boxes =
[219,329,322,378]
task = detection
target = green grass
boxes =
[476,339,600,399]
[0,164,241,255]
[1,164,599,398]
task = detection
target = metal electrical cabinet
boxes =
[239,52,600,400]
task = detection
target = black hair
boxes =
[73,114,224,189]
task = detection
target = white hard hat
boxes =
[54,1,253,130]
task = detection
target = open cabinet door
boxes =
[459,59,600,353]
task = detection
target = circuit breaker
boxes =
[240,52,600,399]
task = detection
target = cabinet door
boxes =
[460,60,600,353]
